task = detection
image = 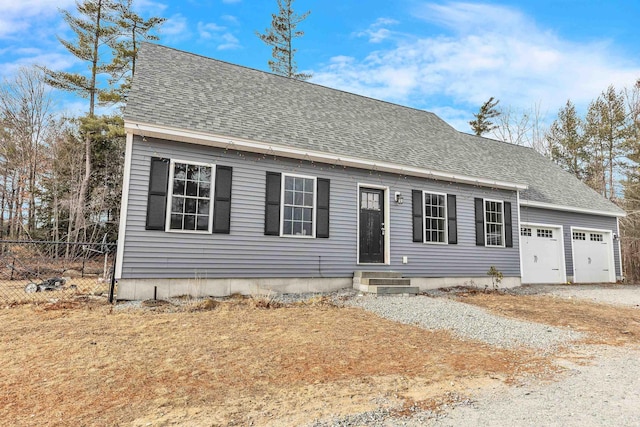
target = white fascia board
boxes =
[519,199,626,218]
[124,120,528,192]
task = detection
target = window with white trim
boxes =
[167,160,214,232]
[282,174,316,237]
[537,228,553,238]
[573,232,586,240]
[424,192,447,243]
[590,233,604,242]
[520,227,532,236]
[485,200,504,246]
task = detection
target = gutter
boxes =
[125,120,528,192]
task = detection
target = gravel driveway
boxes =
[345,295,582,351]
[523,284,640,308]
[429,344,640,427]
[326,284,640,426]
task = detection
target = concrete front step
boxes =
[353,271,403,279]
[367,278,412,286]
[353,271,417,295]
[370,286,420,295]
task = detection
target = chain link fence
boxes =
[0,240,116,305]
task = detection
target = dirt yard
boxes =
[1,286,639,426]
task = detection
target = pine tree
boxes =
[547,100,588,179]
[584,86,629,200]
[101,0,166,104]
[41,0,116,116]
[469,97,500,136]
[256,0,311,80]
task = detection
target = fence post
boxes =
[108,243,117,304]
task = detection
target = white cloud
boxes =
[312,2,640,130]
[197,22,227,39]
[222,0,241,4]
[133,0,168,13]
[160,13,191,42]
[0,0,74,15]
[217,33,240,50]
[0,51,76,77]
[197,21,241,50]
[0,0,75,37]
[355,17,400,43]
[221,15,239,25]
[0,18,29,37]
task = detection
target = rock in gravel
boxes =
[345,295,583,351]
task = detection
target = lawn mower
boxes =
[24,276,76,293]
[4,259,77,293]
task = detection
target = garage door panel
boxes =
[572,230,613,283]
[521,226,565,284]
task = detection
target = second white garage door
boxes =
[571,229,615,283]
[520,224,566,284]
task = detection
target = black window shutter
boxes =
[316,178,330,238]
[447,194,457,244]
[212,166,232,234]
[145,157,170,230]
[504,201,513,247]
[474,197,485,246]
[264,172,281,235]
[412,190,423,242]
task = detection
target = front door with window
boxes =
[359,188,385,263]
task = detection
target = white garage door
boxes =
[572,229,614,283]
[520,225,565,284]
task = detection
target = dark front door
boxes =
[359,188,385,263]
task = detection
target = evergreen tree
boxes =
[584,86,629,200]
[547,100,588,179]
[101,0,166,104]
[41,0,116,116]
[40,0,117,242]
[256,0,312,80]
[469,97,500,136]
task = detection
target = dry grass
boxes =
[1,299,552,426]
[458,293,640,346]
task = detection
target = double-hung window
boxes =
[281,173,316,237]
[145,157,232,234]
[474,198,512,247]
[424,191,447,243]
[167,160,215,232]
[412,190,457,244]
[264,171,330,238]
[484,199,504,247]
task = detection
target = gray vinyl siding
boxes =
[120,136,521,279]
[519,206,621,278]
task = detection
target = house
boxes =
[115,43,625,300]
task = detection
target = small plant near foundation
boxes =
[486,266,503,291]
[249,286,282,309]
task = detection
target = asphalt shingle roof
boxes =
[125,43,623,215]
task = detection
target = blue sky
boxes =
[1,0,640,131]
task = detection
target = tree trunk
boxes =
[72,0,103,244]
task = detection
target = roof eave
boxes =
[519,199,626,218]
[125,120,528,192]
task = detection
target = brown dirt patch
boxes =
[1,301,552,426]
[458,293,640,346]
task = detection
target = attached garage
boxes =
[520,223,566,284]
[571,228,615,283]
